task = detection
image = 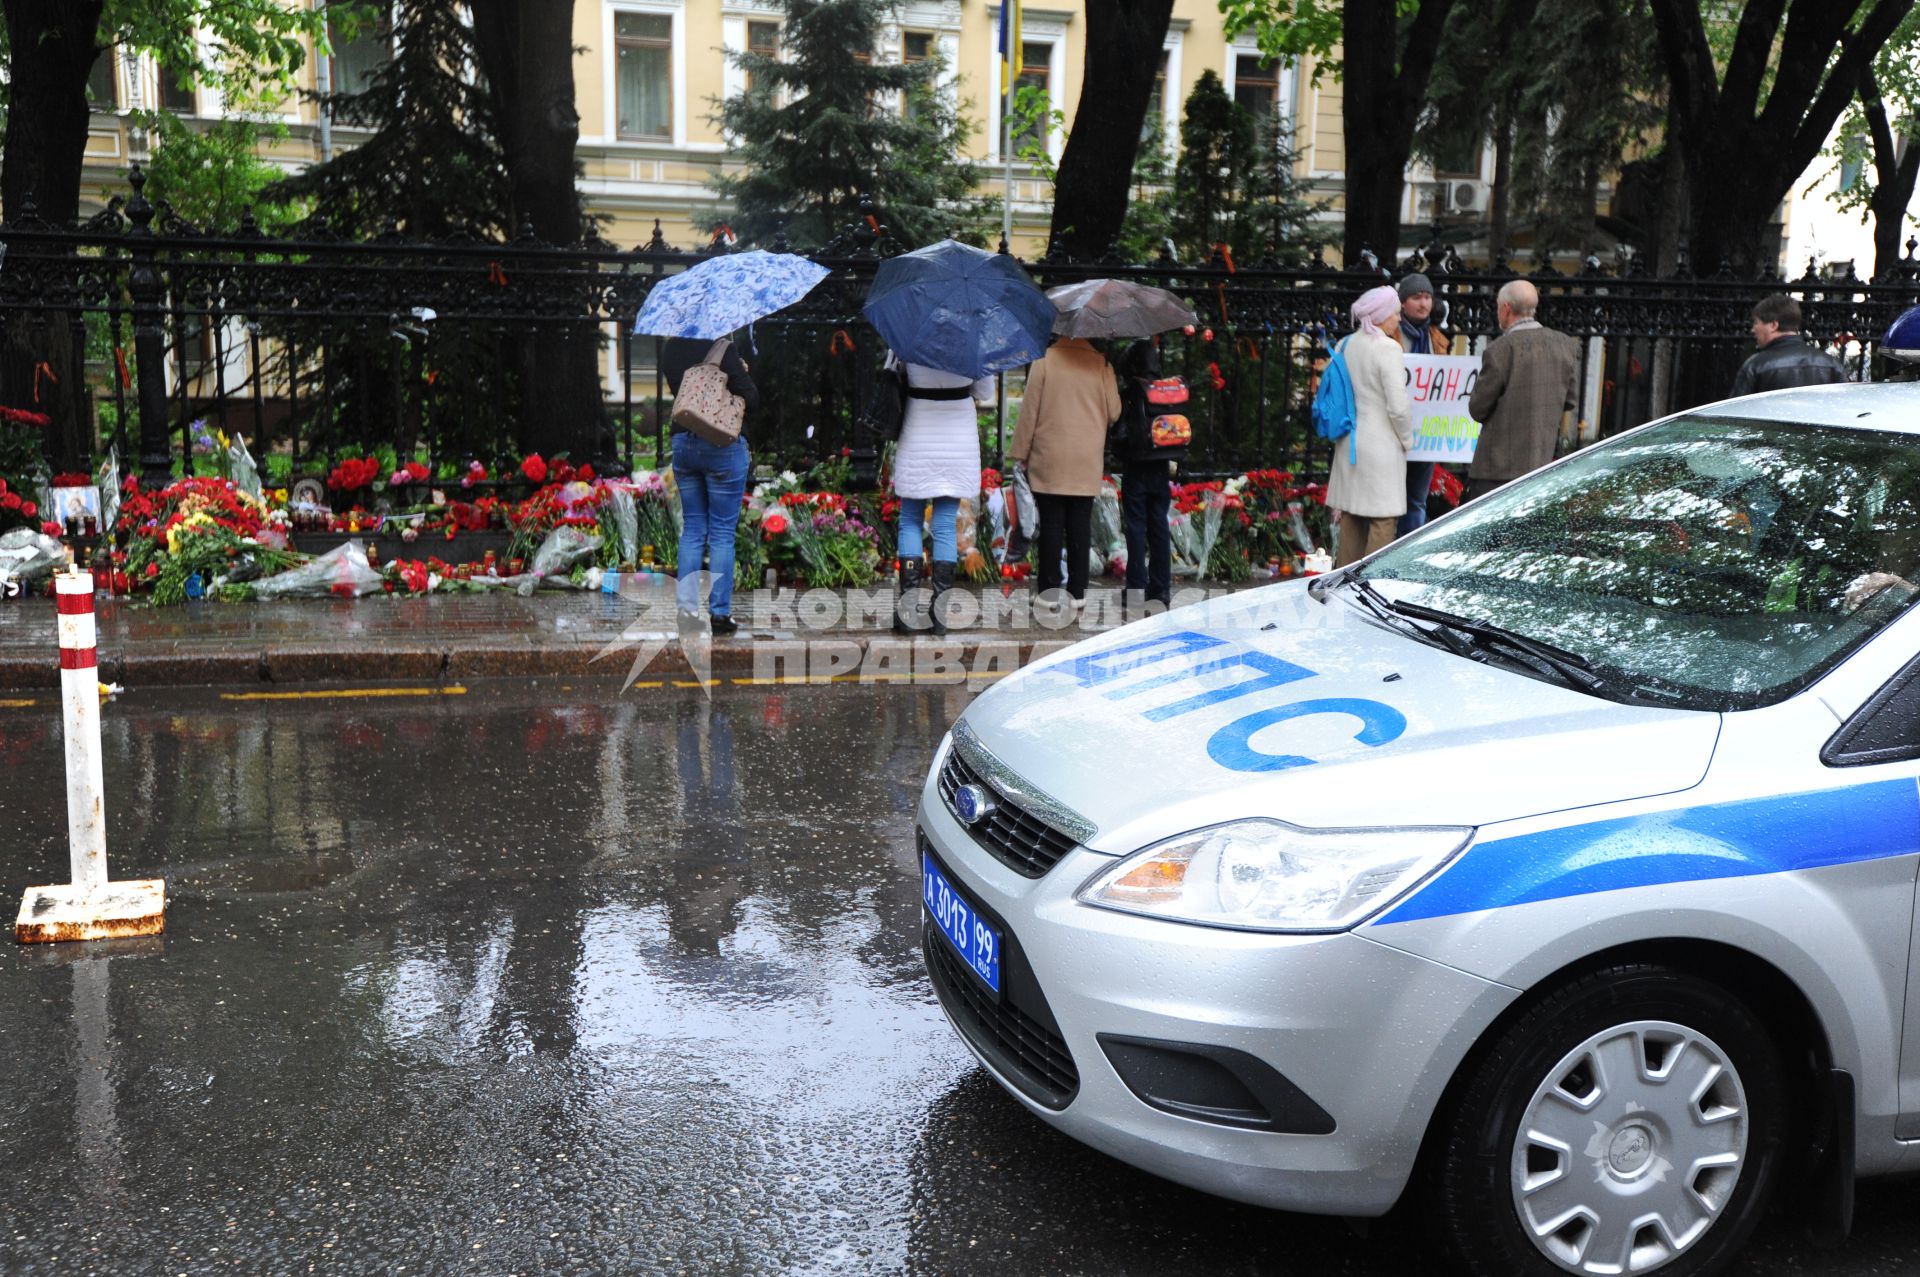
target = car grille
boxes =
[923,922,1079,1109]
[937,746,1080,878]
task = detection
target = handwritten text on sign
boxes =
[1403,354,1482,464]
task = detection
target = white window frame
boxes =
[603,1,688,149]
[986,6,1068,166]
[720,0,784,106]
[1151,23,1185,155]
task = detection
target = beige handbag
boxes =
[670,338,746,446]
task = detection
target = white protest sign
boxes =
[1403,354,1482,464]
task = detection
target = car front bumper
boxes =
[917,780,1517,1217]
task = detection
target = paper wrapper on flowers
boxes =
[96,449,121,533]
[517,525,601,596]
[983,488,1011,570]
[602,482,640,564]
[1091,480,1124,578]
[0,528,66,588]
[955,498,994,583]
[1169,503,1222,579]
[227,435,263,501]
[1009,464,1038,560]
[250,540,386,599]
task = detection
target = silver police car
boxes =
[920,384,1920,1275]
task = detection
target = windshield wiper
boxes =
[1388,599,1607,692]
[1336,574,1484,661]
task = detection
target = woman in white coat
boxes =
[1329,285,1415,567]
[888,356,994,633]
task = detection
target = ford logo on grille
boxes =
[953,783,996,825]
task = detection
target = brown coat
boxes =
[1009,339,1122,496]
[1467,320,1579,484]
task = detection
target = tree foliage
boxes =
[1823,7,1920,277]
[711,0,992,247]
[267,1,509,239]
[1648,0,1915,271]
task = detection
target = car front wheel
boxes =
[1427,965,1789,1277]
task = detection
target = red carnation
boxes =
[577,464,594,482]
[40,520,60,537]
[1,493,17,511]
[19,501,34,518]
[404,460,430,483]
[145,562,159,578]
[762,512,788,536]
[520,454,548,484]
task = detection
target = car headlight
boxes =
[1076,819,1471,933]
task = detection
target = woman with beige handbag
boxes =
[663,334,760,635]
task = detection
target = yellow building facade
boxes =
[75,2,1369,259]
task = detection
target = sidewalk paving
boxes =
[0,580,1263,688]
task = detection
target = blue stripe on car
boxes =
[1375,777,1920,925]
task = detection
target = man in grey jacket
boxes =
[1728,295,1846,397]
[1465,280,1580,501]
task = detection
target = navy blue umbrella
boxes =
[862,240,1054,379]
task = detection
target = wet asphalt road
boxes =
[0,681,1917,1276]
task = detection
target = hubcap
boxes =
[1510,1020,1748,1275]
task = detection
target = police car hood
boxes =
[958,581,1720,855]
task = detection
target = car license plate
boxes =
[923,855,1001,994]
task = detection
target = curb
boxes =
[0,633,1087,690]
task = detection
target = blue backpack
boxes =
[1312,336,1358,464]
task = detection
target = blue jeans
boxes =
[672,433,750,616]
[895,496,960,563]
[1398,462,1437,537]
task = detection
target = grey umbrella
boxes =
[1046,278,1198,339]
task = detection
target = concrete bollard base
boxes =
[15,879,166,944]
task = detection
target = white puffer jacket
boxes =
[890,360,995,500]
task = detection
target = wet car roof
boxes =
[1698,381,1920,430]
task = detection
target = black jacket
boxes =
[1729,334,1846,398]
[661,337,761,434]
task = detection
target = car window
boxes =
[1362,414,1920,710]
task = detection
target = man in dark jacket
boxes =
[1728,296,1846,397]
[1465,280,1580,502]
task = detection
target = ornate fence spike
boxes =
[513,214,540,245]
[645,218,669,253]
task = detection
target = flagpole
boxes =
[1000,4,1015,256]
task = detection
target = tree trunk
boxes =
[0,0,105,471]
[1047,0,1177,260]
[1340,0,1457,266]
[1488,107,1512,266]
[1860,70,1920,280]
[1649,0,1913,277]
[0,0,105,224]
[468,0,604,464]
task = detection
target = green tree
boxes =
[1169,71,1257,262]
[267,0,509,239]
[1823,8,1920,279]
[711,0,991,247]
[136,114,302,234]
[1220,0,1459,262]
[1116,111,1176,261]
[1648,0,1915,272]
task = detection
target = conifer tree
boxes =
[712,0,991,247]
[267,2,509,238]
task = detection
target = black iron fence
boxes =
[6,165,1920,491]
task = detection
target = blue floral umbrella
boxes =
[632,250,831,339]
[863,240,1054,379]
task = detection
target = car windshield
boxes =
[1359,413,1920,710]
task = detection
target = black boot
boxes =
[895,557,928,634]
[929,560,956,636]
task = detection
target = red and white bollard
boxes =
[14,567,164,943]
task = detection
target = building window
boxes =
[1233,54,1278,122]
[902,30,934,118]
[1011,41,1051,152]
[616,12,673,140]
[330,14,393,98]
[745,20,779,94]
[86,52,118,109]
[158,70,197,115]
[1141,50,1168,143]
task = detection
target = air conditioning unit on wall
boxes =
[1449,181,1489,214]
